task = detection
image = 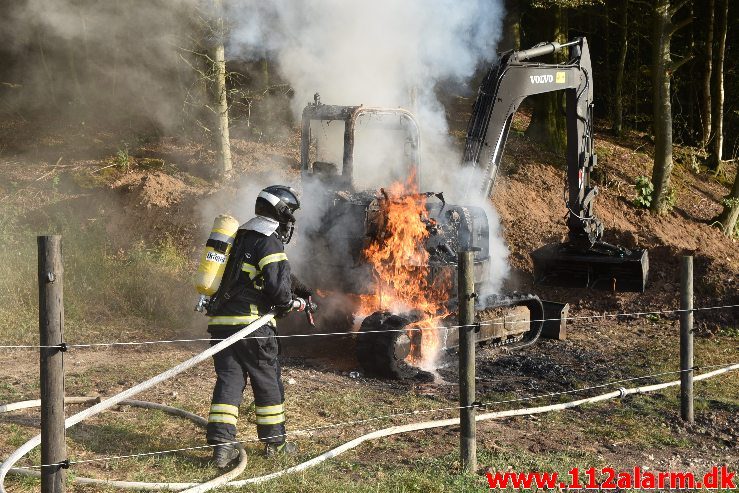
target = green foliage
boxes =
[115,142,132,172]
[721,196,739,209]
[633,176,654,208]
[633,177,677,212]
[676,146,702,173]
[0,205,195,346]
[663,186,677,210]
[719,325,739,338]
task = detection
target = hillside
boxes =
[0,111,737,491]
[495,111,738,323]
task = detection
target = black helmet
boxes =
[255,185,300,243]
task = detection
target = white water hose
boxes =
[3,361,737,491]
[6,398,248,491]
[0,312,275,493]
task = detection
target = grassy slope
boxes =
[0,115,737,492]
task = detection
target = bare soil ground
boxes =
[0,112,737,491]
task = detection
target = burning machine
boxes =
[299,95,544,379]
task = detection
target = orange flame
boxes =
[360,175,450,370]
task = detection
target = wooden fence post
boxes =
[458,250,477,473]
[38,235,66,492]
[680,255,694,423]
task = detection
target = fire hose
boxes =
[6,398,248,492]
[0,312,277,493]
[2,360,737,491]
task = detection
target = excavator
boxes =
[463,37,648,291]
[294,37,648,379]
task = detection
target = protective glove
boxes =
[290,296,318,326]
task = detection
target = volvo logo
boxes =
[530,75,554,84]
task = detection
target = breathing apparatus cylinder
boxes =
[194,215,240,310]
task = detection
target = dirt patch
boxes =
[112,171,197,209]
[491,125,738,329]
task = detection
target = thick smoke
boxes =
[2,0,511,297]
[225,0,509,293]
[0,0,207,134]
[227,0,504,182]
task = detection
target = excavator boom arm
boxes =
[463,38,649,292]
[464,38,601,247]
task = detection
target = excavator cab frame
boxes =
[463,37,648,292]
[300,94,421,191]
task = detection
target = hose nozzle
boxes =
[195,294,209,312]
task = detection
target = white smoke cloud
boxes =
[228,0,502,107]
[225,0,510,292]
[0,0,207,131]
[5,0,511,292]
[225,0,504,184]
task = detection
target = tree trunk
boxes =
[525,5,568,154]
[36,31,57,108]
[67,38,83,105]
[262,55,270,89]
[633,31,640,132]
[715,168,739,236]
[111,0,121,101]
[613,0,629,136]
[650,0,674,214]
[708,0,727,171]
[605,3,612,119]
[500,0,521,52]
[701,0,714,149]
[212,0,232,175]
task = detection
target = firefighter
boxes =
[205,185,314,468]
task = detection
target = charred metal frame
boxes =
[300,94,421,189]
[297,94,550,379]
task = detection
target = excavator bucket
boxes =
[531,243,649,293]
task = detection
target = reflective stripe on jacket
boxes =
[208,227,291,329]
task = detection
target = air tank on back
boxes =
[194,214,240,310]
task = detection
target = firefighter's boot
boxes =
[212,443,239,469]
[264,441,297,457]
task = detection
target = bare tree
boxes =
[708,0,728,171]
[612,0,629,136]
[500,0,522,52]
[524,3,568,153]
[212,0,232,175]
[701,0,714,149]
[650,0,691,214]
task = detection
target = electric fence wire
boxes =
[10,362,737,470]
[0,303,737,349]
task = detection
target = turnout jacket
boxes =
[207,219,292,330]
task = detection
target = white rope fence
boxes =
[0,303,736,350]
[2,366,707,467]
[0,301,736,491]
[3,363,737,491]
[6,362,736,470]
